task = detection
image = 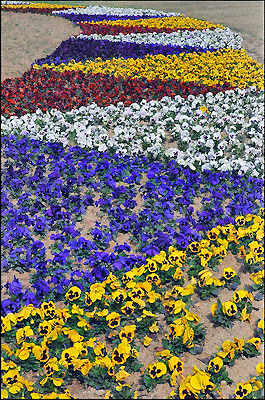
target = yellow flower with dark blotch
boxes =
[146,259,158,272]
[112,289,127,303]
[137,281,152,294]
[234,382,252,399]
[128,287,145,301]
[77,316,91,330]
[149,321,159,333]
[120,301,135,316]
[1,358,17,371]
[217,238,229,249]
[146,273,161,286]
[217,340,235,359]
[85,292,92,306]
[2,369,24,394]
[16,325,34,344]
[104,272,117,284]
[173,267,183,280]
[106,312,121,328]
[167,321,185,339]
[208,356,223,373]
[213,245,227,257]
[56,307,71,323]
[198,270,213,287]
[179,376,197,398]
[208,227,220,241]
[65,286,81,302]
[256,362,264,375]
[212,277,224,287]
[247,337,261,350]
[60,347,79,368]
[110,280,121,290]
[235,216,246,226]
[222,301,238,316]
[199,248,212,267]
[169,356,184,374]
[44,358,59,376]
[241,307,252,322]
[115,366,130,382]
[249,241,264,255]
[147,290,161,303]
[250,270,264,285]
[169,251,183,267]
[200,239,211,248]
[73,342,88,358]
[148,362,167,379]
[32,341,49,363]
[188,241,201,253]
[15,342,34,361]
[246,251,255,264]
[143,336,153,346]
[223,267,237,280]
[161,259,174,271]
[233,337,244,352]
[191,366,214,394]
[181,284,195,296]
[38,321,52,336]
[94,342,108,357]
[233,290,253,303]
[112,339,131,365]
[40,301,57,319]
[119,325,136,343]
[163,300,176,314]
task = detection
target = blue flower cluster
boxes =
[1,133,263,315]
[54,14,163,23]
[33,37,217,66]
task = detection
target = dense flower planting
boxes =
[1,2,85,14]
[1,2,264,399]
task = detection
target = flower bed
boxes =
[1,3,264,399]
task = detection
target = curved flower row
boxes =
[2,87,263,175]
[81,16,225,31]
[76,27,243,50]
[52,5,179,17]
[33,49,264,89]
[1,68,235,117]
[1,2,85,14]
[33,37,217,67]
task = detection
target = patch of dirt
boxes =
[1,12,80,82]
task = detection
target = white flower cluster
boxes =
[75,27,243,50]
[1,1,30,4]
[2,87,263,176]
[52,5,179,17]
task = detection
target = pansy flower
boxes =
[223,267,237,280]
[106,312,121,328]
[247,337,261,350]
[65,286,82,302]
[120,301,135,316]
[2,369,24,394]
[119,325,136,343]
[208,356,223,373]
[148,361,167,379]
[222,301,238,316]
[234,382,252,399]
[112,339,131,365]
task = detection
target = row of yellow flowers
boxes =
[81,16,225,30]
[1,3,84,10]
[33,49,264,90]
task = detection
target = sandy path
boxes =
[1,12,80,81]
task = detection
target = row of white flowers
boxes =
[2,87,263,176]
[75,28,243,50]
[52,5,179,17]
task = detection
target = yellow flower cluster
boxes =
[82,16,224,30]
[33,49,264,90]
[1,3,84,10]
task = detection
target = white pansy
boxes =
[1,87,263,176]
[74,28,243,50]
[52,5,179,17]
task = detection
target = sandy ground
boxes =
[1,3,264,399]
